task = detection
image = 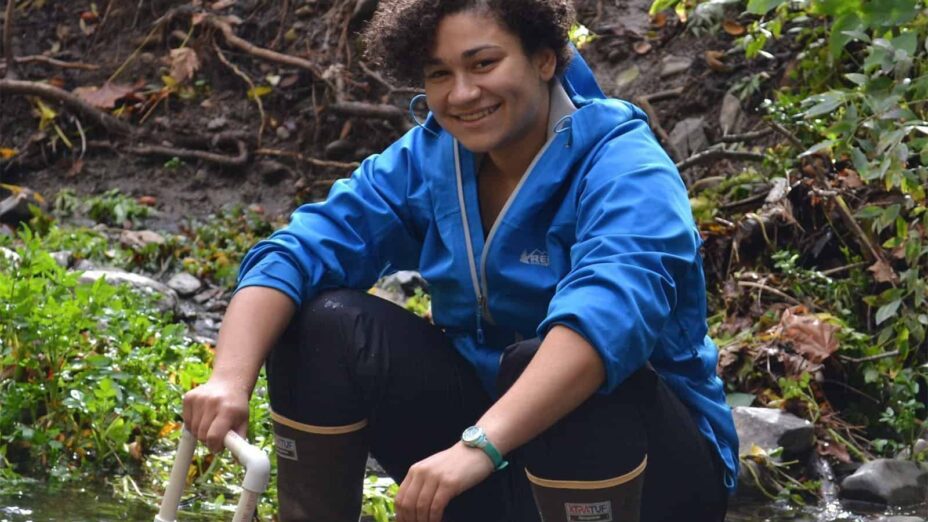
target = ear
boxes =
[533,47,557,82]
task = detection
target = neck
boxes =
[485,89,551,182]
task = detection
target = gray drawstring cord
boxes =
[408,94,439,137]
[553,114,573,148]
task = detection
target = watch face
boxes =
[461,426,482,444]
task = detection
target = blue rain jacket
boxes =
[237,52,739,493]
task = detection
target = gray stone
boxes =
[50,250,72,268]
[732,406,815,456]
[275,125,291,140]
[719,93,744,135]
[177,302,198,321]
[78,269,178,313]
[660,55,693,78]
[167,272,203,297]
[614,65,640,90]
[668,117,709,160]
[840,459,928,506]
[1,246,20,267]
[119,229,165,250]
[877,517,927,522]
[207,116,228,130]
[378,270,428,298]
[73,259,98,271]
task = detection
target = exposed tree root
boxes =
[255,148,359,170]
[0,55,101,71]
[0,79,134,136]
[205,14,323,78]
[676,146,766,172]
[89,139,249,167]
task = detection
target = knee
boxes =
[496,338,541,395]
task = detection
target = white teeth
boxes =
[457,105,498,122]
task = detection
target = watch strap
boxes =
[480,438,509,471]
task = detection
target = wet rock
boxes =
[120,229,165,250]
[275,125,291,140]
[878,517,927,522]
[255,160,292,185]
[50,250,72,268]
[177,302,198,321]
[167,272,203,297]
[366,455,386,475]
[614,65,640,90]
[78,269,178,313]
[1,247,21,267]
[0,191,41,226]
[668,117,709,160]
[660,55,693,78]
[839,459,928,507]
[207,116,228,130]
[193,312,222,339]
[378,270,428,298]
[193,286,224,304]
[733,406,815,456]
[369,287,405,307]
[325,139,354,160]
[73,259,98,271]
[719,93,744,135]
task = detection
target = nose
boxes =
[448,73,480,107]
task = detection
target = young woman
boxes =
[182,1,739,521]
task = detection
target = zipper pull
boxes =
[475,298,486,344]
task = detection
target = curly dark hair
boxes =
[362,0,575,86]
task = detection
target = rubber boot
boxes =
[272,411,369,522]
[526,456,647,522]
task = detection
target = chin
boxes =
[454,134,499,153]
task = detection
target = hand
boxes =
[395,442,495,522]
[182,377,250,453]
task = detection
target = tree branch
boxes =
[676,147,765,171]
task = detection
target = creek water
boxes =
[1,483,926,522]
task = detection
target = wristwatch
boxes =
[461,426,508,471]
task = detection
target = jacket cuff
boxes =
[235,253,306,307]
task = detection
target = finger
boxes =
[205,414,231,454]
[415,477,440,522]
[196,407,218,449]
[396,471,421,522]
[428,485,453,522]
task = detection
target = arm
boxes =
[475,325,604,455]
[182,286,295,452]
[184,131,429,451]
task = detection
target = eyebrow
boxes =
[424,44,503,66]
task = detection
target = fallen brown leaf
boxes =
[66,159,84,178]
[705,50,731,72]
[73,82,136,109]
[169,47,200,84]
[651,12,667,28]
[633,41,653,55]
[723,20,746,36]
[867,260,897,283]
[137,195,157,207]
[211,0,236,9]
[778,308,839,364]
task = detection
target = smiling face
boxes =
[424,10,557,156]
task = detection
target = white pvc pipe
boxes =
[154,427,271,522]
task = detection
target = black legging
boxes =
[266,289,728,521]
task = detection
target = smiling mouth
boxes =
[454,104,501,123]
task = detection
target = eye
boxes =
[474,59,498,71]
[425,69,449,80]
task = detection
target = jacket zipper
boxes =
[454,142,488,343]
[454,134,560,344]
